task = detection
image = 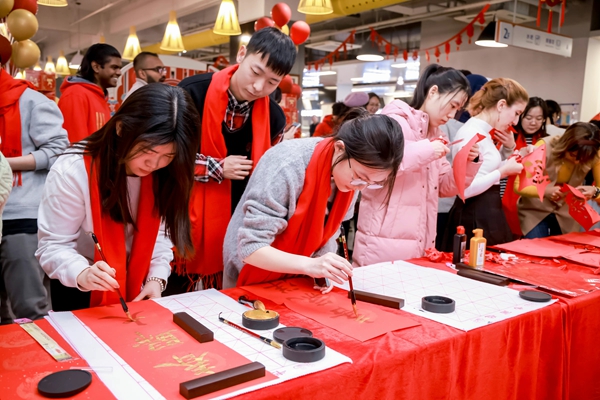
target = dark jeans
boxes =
[524,213,563,239]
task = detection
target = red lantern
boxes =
[412,50,419,61]
[278,74,293,93]
[444,42,451,61]
[12,0,37,14]
[271,3,291,28]
[254,17,275,32]
[0,34,12,65]
[290,21,310,45]
[466,24,474,44]
[425,50,430,63]
[290,84,302,98]
[402,49,408,61]
[434,47,441,62]
[456,35,462,51]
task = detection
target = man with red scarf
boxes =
[174,27,296,291]
[0,64,69,323]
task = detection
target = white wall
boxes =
[580,37,600,121]
[419,1,594,109]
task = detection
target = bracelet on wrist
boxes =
[146,277,166,292]
[593,186,600,199]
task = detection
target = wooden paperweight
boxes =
[349,290,404,309]
[179,361,266,399]
[173,312,214,343]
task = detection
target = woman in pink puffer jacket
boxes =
[353,64,481,266]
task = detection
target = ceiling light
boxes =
[69,50,83,69]
[161,11,185,52]
[297,0,333,15]
[122,26,142,61]
[37,0,68,7]
[475,21,508,48]
[356,41,384,62]
[391,63,407,68]
[55,50,70,76]
[44,56,56,74]
[305,70,337,76]
[213,0,241,36]
[33,60,42,71]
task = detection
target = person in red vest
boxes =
[58,44,122,143]
[174,27,296,291]
[36,85,199,311]
[501,97,549,236]
[222,113,405,289]
[0,64,69,323]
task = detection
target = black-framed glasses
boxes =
[142,67,167,74]
[347,157,384,189]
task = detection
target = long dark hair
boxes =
[78,43,121,83]
[332,114,404,203]
[410,64,470,110]
[70,84,200,258]
[515,96,549,140]
[551,122,600,169]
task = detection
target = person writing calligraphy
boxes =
[222,113,405,290]
[516,122,600,238]
[36,85,199,311]
[441,78,528,250]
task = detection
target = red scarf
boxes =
[175,65,271,280]
[85,156,161,306]
[237,138,355,286]
[0,69,35,186]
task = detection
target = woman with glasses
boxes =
[352,64,481,267]
[516,122,600,238]
[221,113,405,290]
[501,97,549,236]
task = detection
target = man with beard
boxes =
[58,44,122,143]
[124,52,166,100]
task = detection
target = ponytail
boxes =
[467,78,528,116]
[410,64,470,110]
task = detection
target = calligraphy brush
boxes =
[339,226,358,317]
[89,232,134,322]
[218,313,281,349]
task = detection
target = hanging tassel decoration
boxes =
[456,35,462,51]
[445,41,451,61]
[537,0,543,27]
[434,47,441,62]
[425,50,430,63]
[560,0,566,27]
[467,24,474,44]
[403,49,408,61]
[547,9,553,33]
[412,50,419,61]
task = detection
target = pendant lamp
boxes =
[475,21,507,48]
[56,50,70,75]
[356,40,384,62]
[213,0,241,36]
[160,11,185,52]
[37,0,68,7]
[44,56,56,73]
[33,60,42,71]
[297,0,333,15]
[122,26,142,61]
[15,70,24,79]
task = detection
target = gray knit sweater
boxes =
[223,137,356,288]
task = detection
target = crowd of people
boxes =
[1,26,599,324]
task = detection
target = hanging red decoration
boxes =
[290,21,311,45]
[434,47,441,62]
[385,43,391,55]
[537,0,543,26]
[444,42,451,61]
[403,49,408,61]
[560,0,566,26]
[412,50,419,61]
[547,9,553,32]
[466,24,474,44]
[425,50,430,63]
[456,35,462,51]
[271,3,291,27]
[278,75,293,93]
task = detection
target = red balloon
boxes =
[290,84,302,98]
[271,3,291,28]
[12,0,37,14]
[0,35,11,65]
[254,17,275,32]
[278,75,293,93]
[290,21,310,45]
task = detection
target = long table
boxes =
[1,258,599,399]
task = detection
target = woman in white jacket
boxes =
[36,85,199,311]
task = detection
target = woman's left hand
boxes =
[468,143,480,162]
[576,185,596,200]
[495,129,516,150]
[133,280,162,301]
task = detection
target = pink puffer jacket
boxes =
[353,100,480,266]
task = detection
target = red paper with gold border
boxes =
[242,278,420,342]
[73,301,276,399]
[453,133,485,201]
[561,184,600,231]
[0,319,116,400]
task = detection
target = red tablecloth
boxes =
[1,260,599,399]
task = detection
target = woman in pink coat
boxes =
[353,64,480,266]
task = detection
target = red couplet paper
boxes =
[552,232,600,248]
[518,144,551,202]
[494,237,583,258]
[453,133,485,201]
[561,184,600,231]
[74,301,276,399]
[243,278,420,342]
[0,319,115,400]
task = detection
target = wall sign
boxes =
[496,20,573,57]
